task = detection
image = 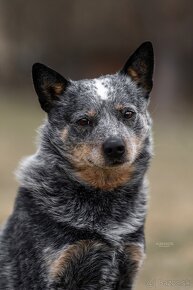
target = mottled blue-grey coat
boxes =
[0,42,154,290]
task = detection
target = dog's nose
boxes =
[103,137,125,159]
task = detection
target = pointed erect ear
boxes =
[120,42,154,93]
[32,63,69,112]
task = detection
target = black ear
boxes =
[32,63,69,112]
[120,42,154,93]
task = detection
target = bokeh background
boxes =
[0,1,193,289]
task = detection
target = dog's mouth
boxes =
[106,157,128,167]
[87,157,130,169]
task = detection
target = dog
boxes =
[0,41,154,289]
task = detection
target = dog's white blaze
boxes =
[95,79,109,100]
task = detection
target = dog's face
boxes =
[32,42,154,190]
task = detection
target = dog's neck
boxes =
[16,132,151,238]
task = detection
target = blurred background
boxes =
[0,0,193,289]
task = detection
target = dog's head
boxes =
[32,42,154,190]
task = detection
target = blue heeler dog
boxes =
[0,42,154,289]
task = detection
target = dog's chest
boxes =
[96,217,140,246]
[69,203,145,245]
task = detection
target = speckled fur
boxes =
[0,42,154,290]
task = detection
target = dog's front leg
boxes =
[48,239,119,290]
[117,243,145,290]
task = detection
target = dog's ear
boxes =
[32,63,69,112]
[120,42,154,93]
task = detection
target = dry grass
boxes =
[0,95,193,289]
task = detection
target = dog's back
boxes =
[0,42,154,290]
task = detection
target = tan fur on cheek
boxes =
[71,144,93,165]
[71,144,105,169]
[125,135,143,162]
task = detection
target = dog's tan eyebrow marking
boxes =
[86,110,96,117]
[115,104,125,111]
[115,103,137,113]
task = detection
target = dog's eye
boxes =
[123,110,135,119]
[76,118,91,126]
